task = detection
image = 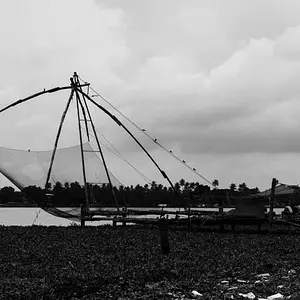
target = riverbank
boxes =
[0,226,300,299]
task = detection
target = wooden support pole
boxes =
[218,198,224,215]
[187,204,191,232]
[159,218,170,255]
[269,177,277,230]
[81,206,85,228]
[73,74,120,212]
[122,208,127,227]
[219,198,224,232]
[71,77,90,227]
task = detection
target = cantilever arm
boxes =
[74,87,178,197]
[0,84,89,114]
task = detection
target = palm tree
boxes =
[53,181,64,194]
[189,182,196,191]
[229,183,236,192]
[238,182,248,195]
[179,178,185,190]
[174,182,181,193]
[212,179,219,189]
[184,181,190,191]
[150,181,157,191]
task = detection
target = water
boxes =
[0,207,285,226]
[0,208,74,226]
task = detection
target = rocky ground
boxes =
[1,224,300,299]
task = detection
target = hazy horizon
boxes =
[1,0,300,191]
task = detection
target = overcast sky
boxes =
[1,0,300,191]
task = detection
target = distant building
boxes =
[254,184,300,206]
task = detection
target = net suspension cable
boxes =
[77,82,300,196]
[74,86,179,197]
[78,92,152,184]
[94,127,152,184]
[77,124,125,186]
[82,125,152,185]
[77,75,214,188]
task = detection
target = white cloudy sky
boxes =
[1,0,300,191]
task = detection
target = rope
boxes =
[78,76,214,187]
[94,128,152,184]
[75,87,179,196]
[81,125,151,184]
[32,208,41,225]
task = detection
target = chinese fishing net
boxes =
[0,142,121,221]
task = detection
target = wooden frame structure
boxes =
[0,72,178,226]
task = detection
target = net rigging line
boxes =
[90,134,150,185]
[32,208,42,225]
[78,76,214,187]
[75,87,178,197]
[79,124,151,185]
[92,128,152,184]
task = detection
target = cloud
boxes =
[0,0,129,148]
[1,0,300,189]
[108,26,300,157]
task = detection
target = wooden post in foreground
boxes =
[159,218,170,255]
[122,207,127,227]
[218,197,224,215]
[269,178,277,230]
[81,204,85,227]
[187,204,191,232]
[219,197,224,232]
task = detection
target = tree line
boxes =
[0,179,263,207]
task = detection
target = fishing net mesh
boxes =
[0,142,121,190]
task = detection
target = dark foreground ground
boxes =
[1,225,300,300]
